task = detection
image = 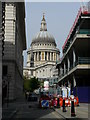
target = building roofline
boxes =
[17,2,27,50]
[62,6,90,51]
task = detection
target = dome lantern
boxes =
[40,13,47,31]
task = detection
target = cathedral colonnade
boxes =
[33,51,59,61]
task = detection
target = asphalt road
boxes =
[12,101,65,120]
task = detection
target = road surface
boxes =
[12,101,65,120]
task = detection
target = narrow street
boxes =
[2,98,89,120]
[12,101,65,120]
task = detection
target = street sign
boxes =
[41,100,49,107]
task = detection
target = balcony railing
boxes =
[79,29,90,34]
[77,57,90,64]
[63,29,90,54]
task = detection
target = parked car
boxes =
[27,92,38,101]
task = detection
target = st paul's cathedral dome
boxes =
[24,14,60,80]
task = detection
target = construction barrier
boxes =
[62,99,66,112]
[71,100,76,117]
[57,97,60,108]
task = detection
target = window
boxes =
[3,65,8,76]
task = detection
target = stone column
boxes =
[44,52,45,60]
[37,52,39,61]
[55,53,56,61]
[64,62,66,75]
[41,52,45,61]
[73,49,76,67]
[73,75,76,87]
[41,52,42,60]
[60,67,63,76]
[67,56,70,72]
[50,52,52,61]
[53,52,54,61]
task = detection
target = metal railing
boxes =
[63,29,90,54]
[78,57,90,64]
[79,29,90,34]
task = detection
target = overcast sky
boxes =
[23,2,84,66]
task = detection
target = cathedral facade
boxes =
[24,14,60,81]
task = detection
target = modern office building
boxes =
[56,4,90,102]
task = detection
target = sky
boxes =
[23,2,84,66]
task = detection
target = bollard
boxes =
[62,99,66,112]
[57,97,60,108]
[71,100,76,117]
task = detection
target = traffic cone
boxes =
[62,99,66,112]
[71,100,76,117]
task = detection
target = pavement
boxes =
[2,95,26,119]
[53,103,89,119]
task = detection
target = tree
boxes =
[23,76,31,91]
[29,77,40,92]
[23,76,40,92]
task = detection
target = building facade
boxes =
[2,2,26,101]
[49,65,59,95]
[24,14,60,84]
[56,4,90,102]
